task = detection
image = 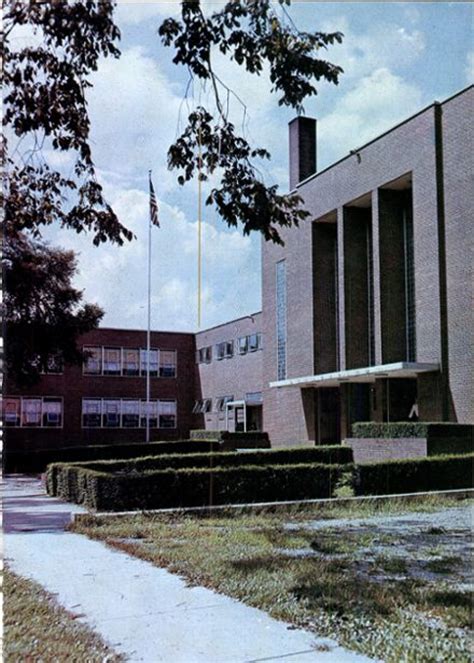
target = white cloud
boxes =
[321,16,426,81]
[115,0,181,25]
[318,68,423,164]
[86,46,182,188]
[45,180,259,331]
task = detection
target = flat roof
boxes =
[270,362,440,389]
[195,311,262,335]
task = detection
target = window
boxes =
[276,260,287,380]
[238,336,248,354]
[403,208,416,362]
[198,346,212,364]
[193,399,212,413]
[122,348,140,376]
[40,354,63,374]
[159,350,176,377]
[3,397,20,427]
[140,349,159,376]
[83,346,102,374]
[249,334,259,352]
[239,334,261,354]
[102,399,121,428]
[159,400,177,428]
[216,395,233,412]
[83,399,102,428]
[122,399,140,428]
[225,341,234,358]
[22,398,42,427]
[216,342,225,361]
[4,397,63,428]
[140,400,158,428]
[42,397,62,427]
[103,348,122,376]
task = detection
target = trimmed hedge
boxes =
[75,445,353,474]
[47,462,349,511]
[354,453,474,496]
[351,422,473,458]
[46,446,353,496]
[352,421,473,440]
[4,440,221,474]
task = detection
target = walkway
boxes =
[3,476,373,663]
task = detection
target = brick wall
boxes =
[4,328,198,451]
[441,87,474,423]
[344,437,427,464]
[195,313,263,431]
[263,93,469,446]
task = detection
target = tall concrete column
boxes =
[336,207,346,371]
[372,190,383,365]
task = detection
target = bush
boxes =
[70,445,354,476]
[354,453,474,496]
[4,440,222,474]
[352,421,473,441]
[47,462,349,511]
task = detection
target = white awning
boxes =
[269,362,440,389]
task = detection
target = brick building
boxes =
[4,85,473,451]
[4,328,199,450]
[263,84,473,445]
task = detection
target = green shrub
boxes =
[354,453,474,496]
[47,461,349,510]
[352,422,473,442]
[71,445,353,475]
[4,440,221,474]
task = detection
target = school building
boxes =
[4,85,473,451]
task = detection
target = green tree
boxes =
[2,0,342,383]
[159,0,343,243]
[2,0,129,384]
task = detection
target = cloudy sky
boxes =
[42,2,474,332]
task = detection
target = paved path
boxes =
[3,476,373,663]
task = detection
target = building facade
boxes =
[4,86,473,451]
[262,85,473,445]
[4,328,199,450]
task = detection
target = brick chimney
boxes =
[289,116,317,190]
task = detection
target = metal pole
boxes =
[146,172,152,443]
[197,125,202,328]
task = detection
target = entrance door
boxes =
[246,405,262,431]
[317,388,341,445]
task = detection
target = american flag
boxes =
[149,172,159,227]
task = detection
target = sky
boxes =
[34,2,474,332]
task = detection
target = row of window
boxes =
[3,396,177,429]
[193,392,262,414]
[193,395,234,414]
[82,398,177,429]
[197,333,262,364]
[83,346,177,378]
[4,397,63,428]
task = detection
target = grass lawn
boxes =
[3,567,124,662]
[72,494,473,663]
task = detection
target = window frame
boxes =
[83,346,103,375]
[159,350,177,378]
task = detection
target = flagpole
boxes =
[146,170,152,443]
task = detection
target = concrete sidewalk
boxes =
[3,476,374,663]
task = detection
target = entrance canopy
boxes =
[269,362,439,389]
